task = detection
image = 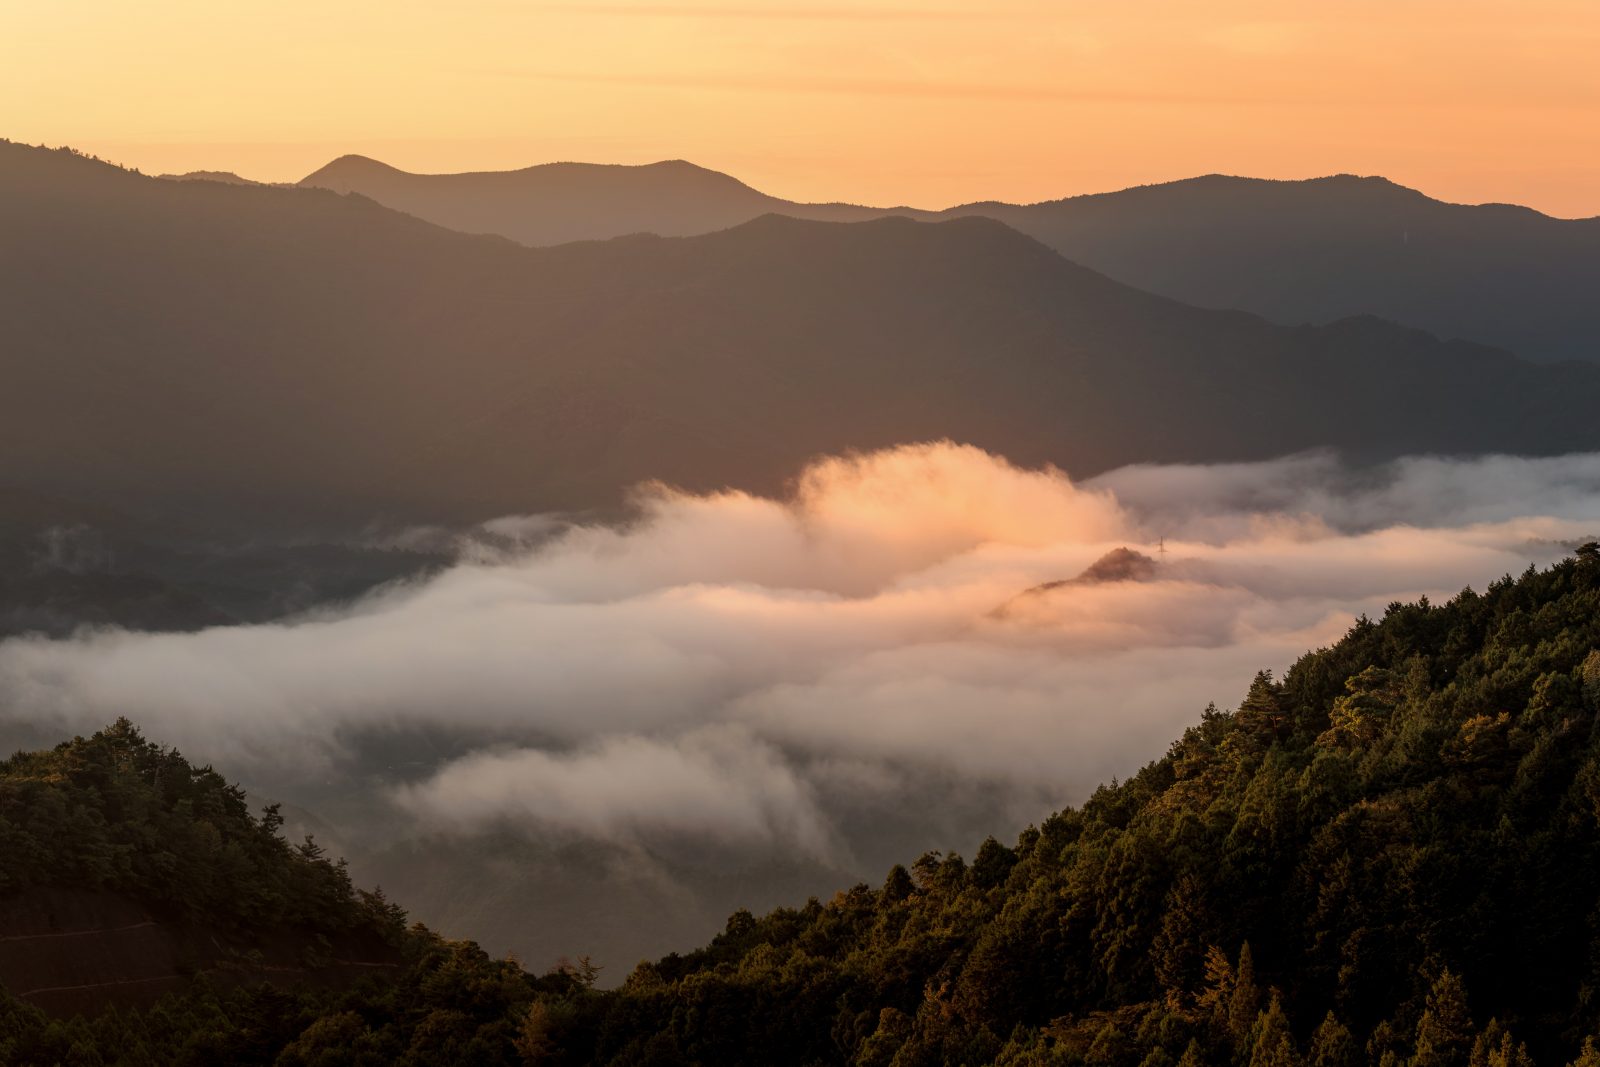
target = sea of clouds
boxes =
[3,443,1599,872]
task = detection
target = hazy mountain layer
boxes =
[299,154,884,245]
[0,487,443,639]
[7,143,1600,533]
[301,154,1600,363]
[947,174,1600,364]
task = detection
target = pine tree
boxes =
[972,836,1017,889]
[1229,672,1287,756]
[1581,650,1600,713]
[514,1001,556,1064]
[1087,1023,1127,1066]
[1414,970,1475,1067]
[1228,944,1262,1046]
[881,864,914,902]
[1469,1020,1537,1067]
[1469,1020,1505,1067]
[1307,1012,1356,1067]
[1153,874,1211,1004]
[1248,994,1302,1067]
[1198,945,1235,1020]
[1567,1037,1600,1067]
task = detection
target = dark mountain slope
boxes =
[0,721,601,1066]
[941,174,1600,364]
[302,155,1600,363]
[6,143,1600,533]
[0,721,409,1019]
[298,154,884,245]
[0,486,443,641]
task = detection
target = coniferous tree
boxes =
[1228,944,1262,1048]
[1567,1037,1600,1067]
[1307,1012,1357,1067]
[1470,1022,1535,1067]
[1415,971,1476,1067]
[1247,995,1302,1067]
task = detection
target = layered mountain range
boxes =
[298,154,1600,364]
[6,141,1599,536]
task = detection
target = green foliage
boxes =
[539,551,1600,1065]
[0,720,400,938]
[8,551,1600,1064]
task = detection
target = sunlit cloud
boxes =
[2,442,1594,863]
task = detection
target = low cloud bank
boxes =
[2,443,1595,862]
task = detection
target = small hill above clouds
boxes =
[991,547,1172,621]
[303,153,1600,362]
[7,140,1600,533]
[298,154,886,245]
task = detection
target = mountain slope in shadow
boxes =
[7,142,1600,534]
[942,174,1600,364]
[300,155,1600,363]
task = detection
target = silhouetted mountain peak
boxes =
[1000,171,1427,213]
[301,154,760,191]
[299,153,406,185]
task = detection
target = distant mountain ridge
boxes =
[298,154,885,245]
[946,172,1600,364]
[7,140,1600,533]
[299,155,1600,363]
[157,169,263,185]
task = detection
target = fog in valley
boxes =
[3,442,1595,974]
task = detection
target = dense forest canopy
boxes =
[5,545,1600,1065]
[0,720,398,935]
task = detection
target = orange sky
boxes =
[8,0,1600,215]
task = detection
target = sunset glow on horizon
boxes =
[9,0,1600,215]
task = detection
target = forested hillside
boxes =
[0,723,409,1057]
[7,549,1600,1064]
[547,543,1600,1066]
[0,720,394,928]
[0,723,587,1064]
